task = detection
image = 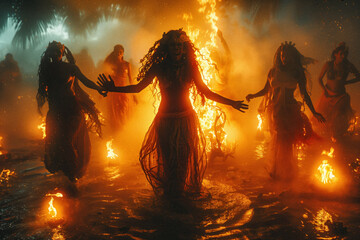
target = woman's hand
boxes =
[313,112,326,123]
[246,94,254,102]
[97,88,108,97]
[97,74,116,92]
[232,100,249,113]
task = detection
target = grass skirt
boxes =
[139,109,206,198]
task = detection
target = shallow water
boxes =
[1,136,360,240]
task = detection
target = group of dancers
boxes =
[36,29,359,202]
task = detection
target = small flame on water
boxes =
[257,114,263,131]
[317,160,337,184]
[106,139,118,159]
[46,193,63,218]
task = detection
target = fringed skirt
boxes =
[108,92,129,130]
[268,102,315,181]
[44,108,91,181]
[315,90,354,138]
[139,109,206,198]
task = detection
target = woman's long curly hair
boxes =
[37,41,102,136]
[272,41,316,95]
[136,29,205,104]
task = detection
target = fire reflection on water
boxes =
[313,208,333,233]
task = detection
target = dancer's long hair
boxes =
[37,41,102,136]
[136,29,206,104]
[272,41,316,96]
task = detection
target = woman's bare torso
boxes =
[269,68,298,105]
[156,62,194,113]
[325,61,350,93]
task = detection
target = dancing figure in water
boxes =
[316,42,360,138]
[98,29,248,199]
[37,41,104,182]
[246,42,324,181]
[103,45,133,131]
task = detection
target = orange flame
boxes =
[46,193,63,218]
[183,0,231,153]
[321,147,334,158]
[317,160,337,184]
[38,120,46,139]
[106,139,118,159]
[316,147,337,184]
[257,114,263,131]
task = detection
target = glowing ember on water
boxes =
[106,139,118,159]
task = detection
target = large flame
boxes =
[183,0,231,153]
[106,139,118,159]
[316,147,337,184]
[46,193,63,218]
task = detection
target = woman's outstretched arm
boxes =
[245,80,270,102]
[74,65,102,90]
[98,66,155,93]
[193,64,248,112]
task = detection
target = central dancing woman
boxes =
[98,29,248,200]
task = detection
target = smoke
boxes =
[0,0,359,173]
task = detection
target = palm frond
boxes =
[11,0,57,47]
[0,0,12,33]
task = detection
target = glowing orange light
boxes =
[317,160,337,184]
[0,169,15,183]
[322,147,334,158]
[106,139,118,159]
[257,114,263,131]
[38,120,46,139]
[316,147,337,184]
[46,193,63,218]
[183,0,231,153]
